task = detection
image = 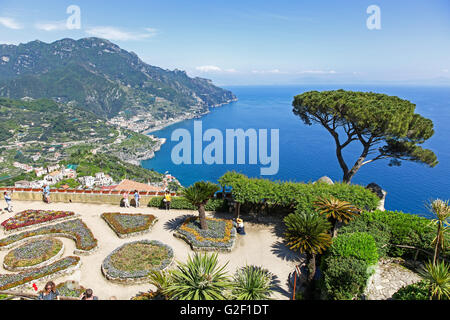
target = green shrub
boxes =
[392,281,430,300]
[340,210,442,259]
[321,255,371,300]
[328,232,379,266]
[218,173,380,217]
[148,197,228,212]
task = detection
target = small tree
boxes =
[292,90,437,183]
[183,181,220,230]
[314,196,361,238]
[283,211,332,298]
[428,199,450,265]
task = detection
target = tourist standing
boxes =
[163,190,172,211]
[134,190,140,208]
[3,191,12,213]
[43,185,51,203]
[80,289,98,300]
[38,281,60,300]
[123,191,130,208]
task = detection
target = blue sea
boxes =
[142,85,450,218]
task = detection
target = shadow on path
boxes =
[163,214,194,232]
[271,240,302,263]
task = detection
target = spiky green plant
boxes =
[428,199,450,265]
[183,181,220,230]
[314,196,361,238]
[165,252,231,300]
[420,260,450,300]
[147,270,173,300]
[283,211,332,298]
[231,266,274,300]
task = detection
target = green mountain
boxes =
[0,38,236,118]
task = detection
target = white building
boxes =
[78,176,96,188]
[44,170,63,185]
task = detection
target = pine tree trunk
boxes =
[198,204,208,230]
[234,202,241,219]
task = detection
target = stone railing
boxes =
[0,187,180,206]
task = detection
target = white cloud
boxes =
[35,20,67,31]
[251,69,285,74]
[195,66,237,73]
[85,26,158,41]
[298,70,337,74]
[0,17,22,30]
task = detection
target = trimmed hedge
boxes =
[340,210,444,259]
[328,232,379,266]
[218,172,380,216]
[148,196,228,212]
[320,232,378,300]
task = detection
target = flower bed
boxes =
[102,240,173,284]
[131,290,166,300]
[55,281,86,298]
[1,210,76,233]
[0,219,97,254]
[3,238,64,271]
[174,217,236,252]
[0,256,81,291]
[101,212,158,238]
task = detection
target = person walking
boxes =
[38,281,60,300]
[134,190,140,208]
[4,191,13,213]
[123,191,130,208]
[163,190,172,211]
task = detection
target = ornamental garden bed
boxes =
[131,290,166,300]
[55,281,86,299]
[174,217,236,252]
[101,240,174,284]
[101,212,158,239]
[1,210,77,234]
[0,219,98,255]
[3,238,64,271]
[0,256,81,291]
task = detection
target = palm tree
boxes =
[283,211,332,298]
[165,252,231,300]
[428,199,450,265]
[232,266,274,300]
[183,181,220,230]
[313,196,361,238]
[420,260,450,300]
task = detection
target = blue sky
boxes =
[0,0,449,85]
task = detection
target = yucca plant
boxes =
[183,181,220,230]
[314,196,361,238]
[165,252,231,300]
[147,270,173,300]
[420,260,450,300]
[428,199,450,265]
[232,266,274,300]
[284,211,332,298]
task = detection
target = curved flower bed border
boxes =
[3,238,65,272]
[101,240,174,285]
[0,256,81,291]
[101,212,158,239]
[1,210,78,234]
[0,219,98,255]
[174,217,236,252]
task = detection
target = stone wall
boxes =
[0,187,180,206]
